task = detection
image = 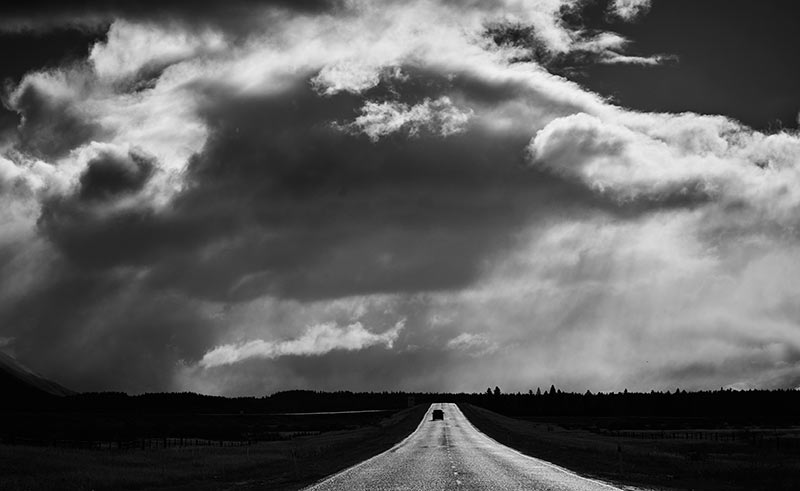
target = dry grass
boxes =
[0,405,428,490]
[460,403,800,491]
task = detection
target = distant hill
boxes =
[0,351,74,402]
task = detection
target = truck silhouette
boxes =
[432,409,444,420]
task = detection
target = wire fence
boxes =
[599,428,800,451]
[0,431,322,451]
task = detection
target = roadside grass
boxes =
[0,404,428,490]
[0,409,398,444]
[459,403,800,491]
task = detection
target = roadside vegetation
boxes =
[0,404,427,490]
[460,403,800,491]
[4,388,800,489]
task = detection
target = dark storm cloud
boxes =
[5,0,800,395]
[78,148,155,201]
[0,0,343,33]
[167,85,604,301]
[37,200,218,272]
[0,256,218,392]
[15,66,598,392]
[11,82,105,160]
[39,72,591,304]
[14,61,601,392]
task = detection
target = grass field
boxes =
[0,405,428,490]
[0,409,399,445]
[459,403,800,491]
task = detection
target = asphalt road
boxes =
[304,403,630,491]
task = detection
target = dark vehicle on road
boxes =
[432,409,444,420]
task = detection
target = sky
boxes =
[1,0,800,396]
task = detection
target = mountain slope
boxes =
[0,351,75,400]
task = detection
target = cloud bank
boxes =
[0,0,799,395]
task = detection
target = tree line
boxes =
[7,386,800,424]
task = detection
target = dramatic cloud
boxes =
[199,320,404,368]
[1,0,799,395]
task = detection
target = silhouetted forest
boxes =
[465,386,800,425]
[6,386,800,424]
[3,387,800,450]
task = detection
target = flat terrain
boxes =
[0,409,399,444]
[6,399,800,490]
[460,403,800,491]
[0,405,427,490]
[306,403,628,490]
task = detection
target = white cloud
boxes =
[0,156,24,185]
[0,154,64,251]
[528,111,800,238]
[343,96,473,141]
[420,210,800,391]
[89,20,227,82]
[446,333,498,356]
[575,32,629,53]
[199,319,405,368]
[570,31,674,67]
[599,53,675,66]
[2,0,648,204]
[609,0,652,20]
[527,112,726,198]
[311,61,385,96]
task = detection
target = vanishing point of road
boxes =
[305,403,631,491]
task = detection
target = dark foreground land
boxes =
[0,404,427,490]
[461,403,800,491]
[3,389,800,490]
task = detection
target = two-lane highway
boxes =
[305,403,630,490]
